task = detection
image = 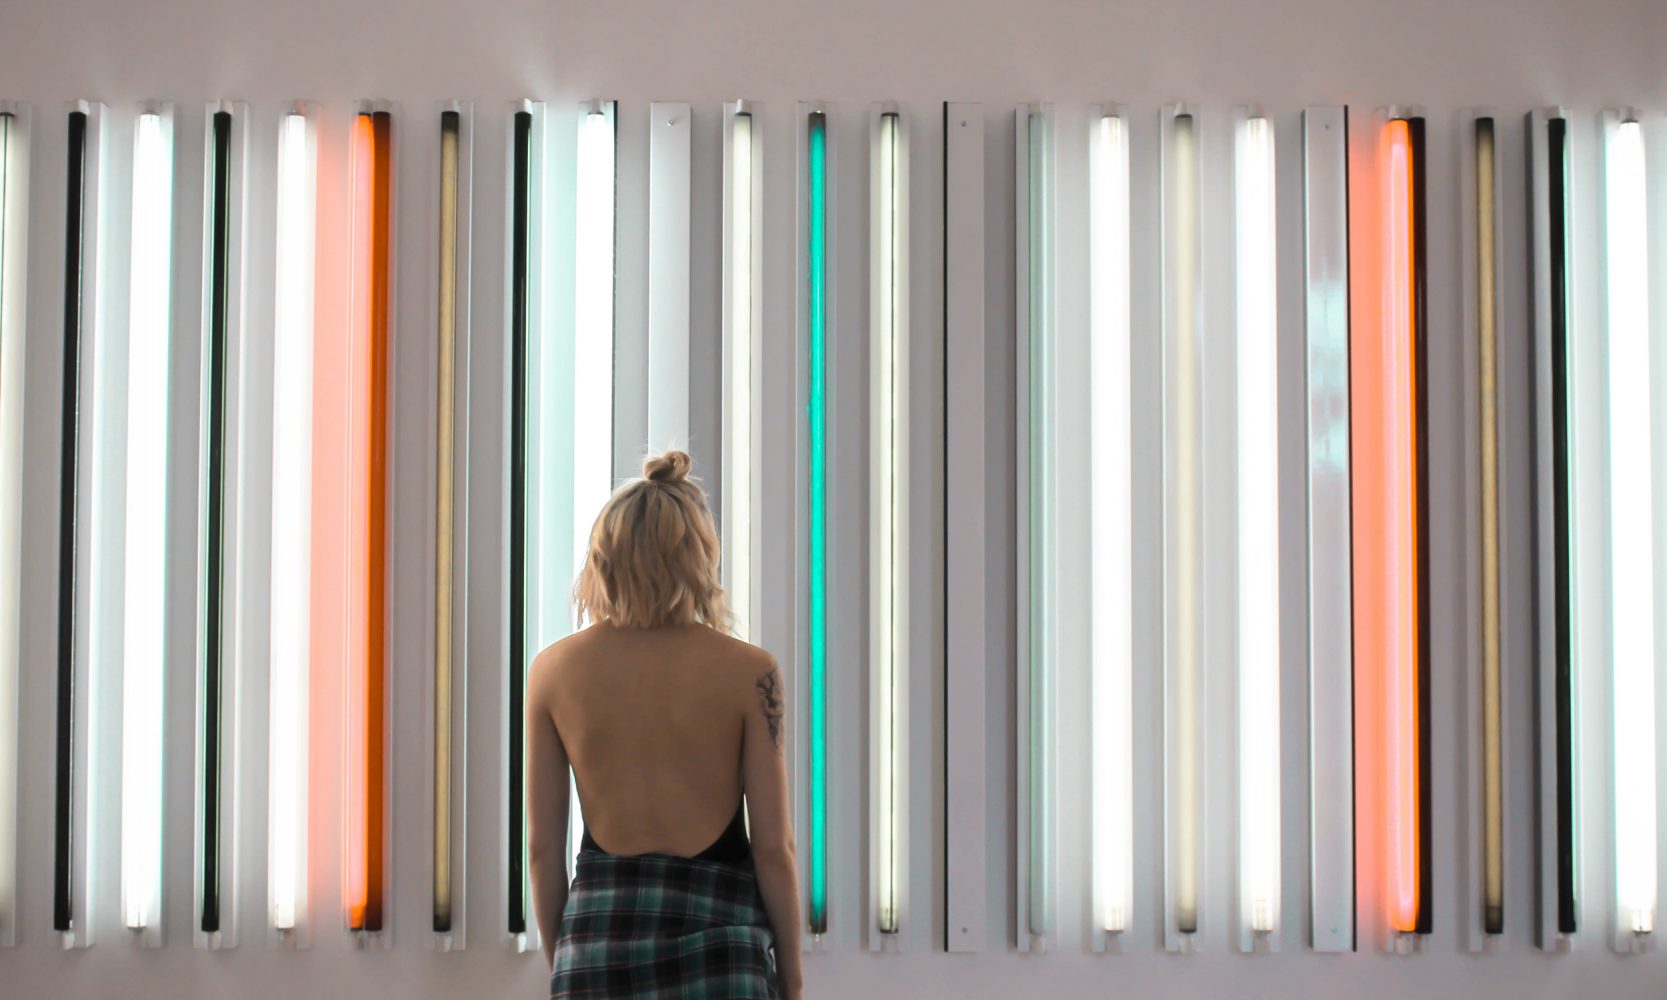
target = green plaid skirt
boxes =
[550,850,782,999]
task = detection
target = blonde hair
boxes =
[573,451,731,631]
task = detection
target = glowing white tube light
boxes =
[0,107,27,949]
[1235,112,1281,945]
[573,104,615,573]
[1162,104,1203,948]
[119,108,174,940]
[870,108,907,940]
[724,105,761,643]
[570,101,616,871]
[269,108,315,935]
[1088,109,1133,939]
[1603,113,1657,946]
[647,102,690,451]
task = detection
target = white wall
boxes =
[3,0,1667,997]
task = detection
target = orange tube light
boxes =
[1353,115,1428,942]
[1384,119,1420,935]
[345,109,392,934]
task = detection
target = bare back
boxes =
[532,621,779,857]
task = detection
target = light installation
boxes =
[1354,114,1430,941]
[1235,111,1280,944]
[647,101,690,450]
[1527,107,1576,948]
[53,103,101,944]
[724,103,760,643]
[198,105,234,940]
[269,106,315,935]
[0,106,27,948]
[1602,112,1657,948]
[434,105,464,939]
[506,104,531,938]
[1015,103,1055,947]
[805,107,829,937]
[120,107,174,939]
[1473,114,1504,937]
[345,108,392,935]
[568,101,616,885]
[51,108,81,931]
[871,107,905,937]
[1162,105,1201,945]
[1088,107,1132,939]
[1302,105,1355,954]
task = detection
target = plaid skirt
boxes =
[550,849,783,1000]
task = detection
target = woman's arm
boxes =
[742,656,804,999]
[526,649,572,969]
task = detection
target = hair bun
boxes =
[643,450,693,484]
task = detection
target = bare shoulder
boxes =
[693,630,784,747]
[527,627,596,694]
[692,626,777,685]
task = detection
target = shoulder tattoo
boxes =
[756,666,784,748]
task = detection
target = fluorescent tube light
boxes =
[0,106,26,948]
[1603,113,1657,945]
[871,108,906,938]
[1235,112,1280,942]
[1089,108,1132,938]
[269,107,315,935]
[805,107,829,937]
[120,108,174,938]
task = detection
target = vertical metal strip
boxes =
[1528,107,1574,951]
[943,102,987,954]
[1301,106,1355,953]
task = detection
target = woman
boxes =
[527,451,805,1000]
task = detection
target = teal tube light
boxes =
[806,110,828,935]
